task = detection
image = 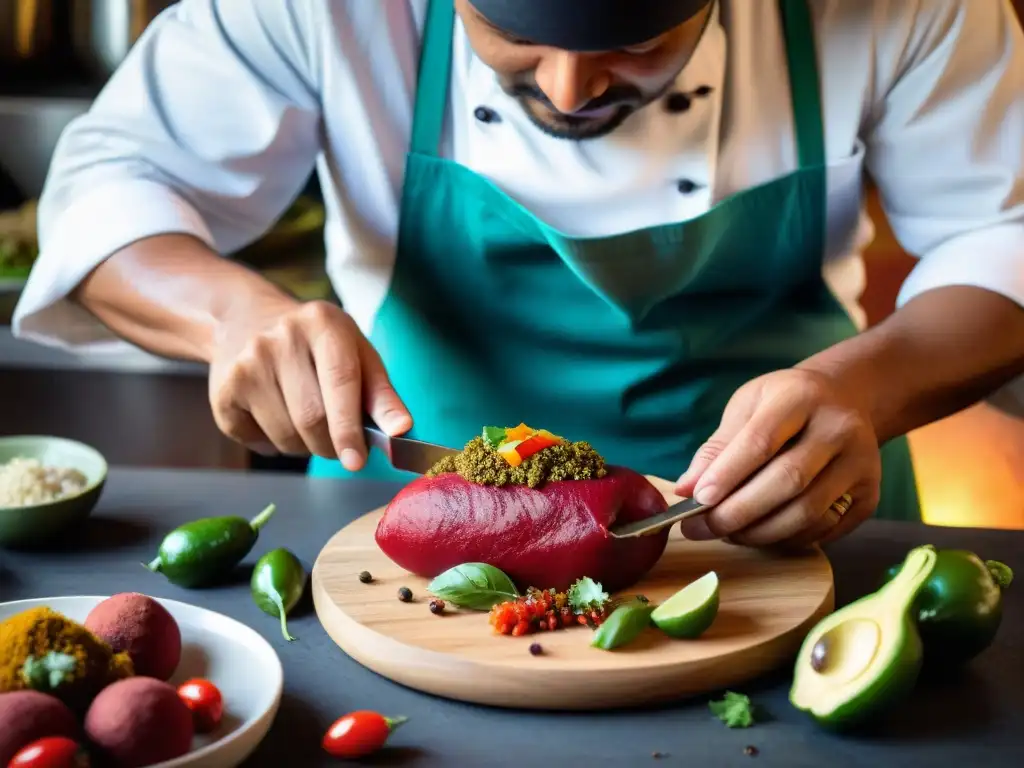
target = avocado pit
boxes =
[808,619,881,681]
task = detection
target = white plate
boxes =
[0,595,283,768]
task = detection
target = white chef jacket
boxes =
[12,0,1024,414]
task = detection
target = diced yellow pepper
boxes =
[498,441,524,466]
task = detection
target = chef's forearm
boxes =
[72,234,297,363]
[798,286,1024,443]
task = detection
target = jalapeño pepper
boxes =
[883,548,1013,667]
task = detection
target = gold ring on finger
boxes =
[829,493,854,517]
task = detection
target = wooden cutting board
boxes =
[311,477,835,710]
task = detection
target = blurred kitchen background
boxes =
[1,1,1022,529]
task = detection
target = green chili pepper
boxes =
[144,504,276,588]
[251,547,307,641]
[882,548,1013,667]
[591,599,655,650]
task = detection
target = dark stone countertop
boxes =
[2,468,1021,767]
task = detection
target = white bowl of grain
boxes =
[0,435,108,548]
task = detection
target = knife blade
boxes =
[607,496,710,539]
[607,490,855,539]
[363,416,459,475]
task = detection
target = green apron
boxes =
[309,0,921,522]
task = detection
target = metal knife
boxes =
[363,416,459,475]
[607,496,711,539]
[607,490,855,539]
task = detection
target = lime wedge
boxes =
[591,599,655,651]
[651,571,720,639]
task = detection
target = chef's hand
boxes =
[674,369,881,548]
[208,298,412,469]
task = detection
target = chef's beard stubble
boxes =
[456,0,713,141]
[500,76,678,141]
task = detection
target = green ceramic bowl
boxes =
[0,436,108,548]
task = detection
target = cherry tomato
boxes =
[176,678,224,733]
[322,710,408,759]
[8,737,88,768]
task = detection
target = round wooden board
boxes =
[312,477,835,710]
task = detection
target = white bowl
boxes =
[0,595,283,768]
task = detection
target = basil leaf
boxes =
[428,563,519,610]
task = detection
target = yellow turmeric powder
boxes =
[0,606,133,714]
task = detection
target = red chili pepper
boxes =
[514,432,562,460]
[8,737,88,768]
[177,678,224,734]
[322,710,408,759]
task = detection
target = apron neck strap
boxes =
[411,0,456,156]
[412,0,826,168]
[778,0,826,168]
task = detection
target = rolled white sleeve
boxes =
[866,0,1024,416]
[12,0,322,351]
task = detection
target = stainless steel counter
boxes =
[0,95,93,195]
[0,325,206,375]
[0,327,246,470]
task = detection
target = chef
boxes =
[13,0,1024,548]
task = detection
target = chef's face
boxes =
[457,0,713,140]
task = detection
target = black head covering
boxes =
[468,0,713,52]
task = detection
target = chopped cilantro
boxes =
[20,651,77,691]
[568,577,610,614]
[709,691,755,728]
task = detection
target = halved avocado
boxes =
[789,544,938,730]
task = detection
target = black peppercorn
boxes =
[358,570,372,584]
[529,642,543,656]
[694,85,714,97]
[398,586,413,602]
[429,599,445,615]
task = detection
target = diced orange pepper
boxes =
[535,429,563,442]
[505,423,535,442]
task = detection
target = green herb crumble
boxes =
[427,436,608,488]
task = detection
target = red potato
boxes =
[83,593,182,681]
[84,677,193,768]
[0,692,79,767]
[376,466,670,593]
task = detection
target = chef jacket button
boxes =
[677,178,702,194]
[474,106,501,123]
[664,92,692,113]
[694,85,714,97]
